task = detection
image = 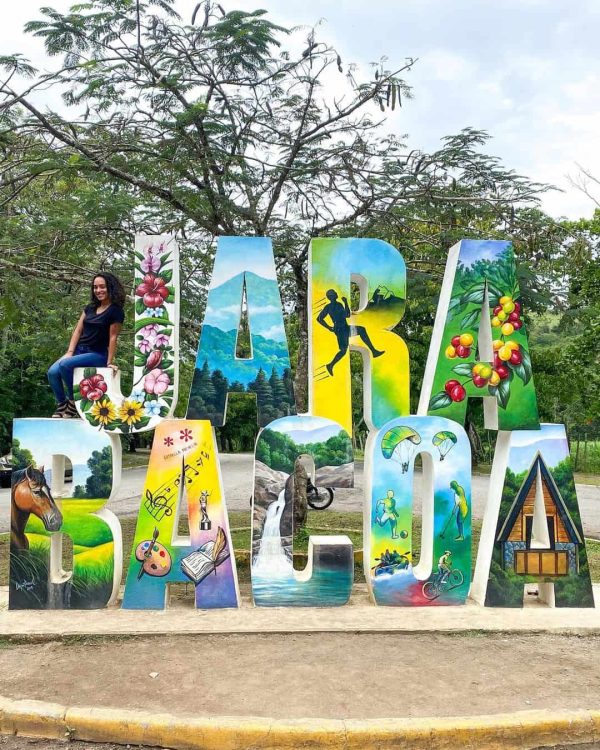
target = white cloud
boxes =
[421,51,471,82]
[205,303,241,321]
[4,0,600,219]
[257,323,286,340]
[249,305,281,315]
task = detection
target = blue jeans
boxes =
[47,346,108,402]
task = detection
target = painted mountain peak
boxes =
[188,268,295,426]
[203,270,286,340]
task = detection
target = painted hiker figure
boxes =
[47,272,125,418]
[316,288,384,376]
[376,489,400,539]
[450,481,469,541]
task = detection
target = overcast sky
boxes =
[3,0,600,219]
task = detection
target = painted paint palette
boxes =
[135,539,172,578]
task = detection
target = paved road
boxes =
[2,453,600,536]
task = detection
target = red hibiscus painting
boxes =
[79,373,108,401]
[135,274,169,308]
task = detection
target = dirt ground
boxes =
[2,633,600,720]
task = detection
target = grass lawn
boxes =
[121,451,152,470]
[3,510,600,589]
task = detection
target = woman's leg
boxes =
[47,358,67,403]
[58,352,107,399]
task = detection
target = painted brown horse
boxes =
[11,465,63,550]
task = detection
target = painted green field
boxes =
[9,499,116,608]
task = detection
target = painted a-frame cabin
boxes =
[496,454,582,578]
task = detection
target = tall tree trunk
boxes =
[293,460,308,529]
[293,261,309,412]
[465,417,483,466]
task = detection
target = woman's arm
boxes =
[63,313,85,357]
[107,322,122,369]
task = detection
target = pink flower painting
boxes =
[144,368,170,395]
[141,246,161,274]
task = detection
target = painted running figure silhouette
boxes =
[316,289,385,375]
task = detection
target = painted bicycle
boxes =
[422,568,464,600]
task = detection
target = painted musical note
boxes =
[183,462,200,484]
[144,489,174,521]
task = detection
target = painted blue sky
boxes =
[372,419,471,512]
[312,238,406,306]
[14,419,111,468]
[506,424,570,475]
[457,240,511,269]
[203,271,287,341]
[268,416,342,445]
[208,237,277,288]
[202,237,287,341]
[5,1,600,220]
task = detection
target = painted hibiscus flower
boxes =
[144,368,171,395]
[154,333,170,348]
[138,337,154,354]
[79,373,108,401]
[135,273,169,308]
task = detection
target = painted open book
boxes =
[180,527,230,585]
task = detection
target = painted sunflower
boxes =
[90,398,117,426]
[119,399,144,425]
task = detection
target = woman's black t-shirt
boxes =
[78,304,125,353]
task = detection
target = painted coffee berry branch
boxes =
[431,294,533,412]
[428,243,536,418]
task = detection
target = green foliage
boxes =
[0,0,597,458]
[11,439,35,470]
[216,393,259,452]
[188,359,295,427]
[72,446,113,499]
[257,428,352,474]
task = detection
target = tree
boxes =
[216,393,258,451]
[0,0,550,414]
[248,367,273,413]
[527,212,600,432]
[269,367,288,412]
[211,369,228,408]
[72,446,113,498]
[11,438,34,470]
[197,359,217,405]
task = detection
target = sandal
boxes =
[62,400,80,419]
[52,401,69,418]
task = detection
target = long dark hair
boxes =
[90,272,126,309]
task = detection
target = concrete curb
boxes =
[1,696,599,749]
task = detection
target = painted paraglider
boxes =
[381,426,422,473]
[432,430,457,461]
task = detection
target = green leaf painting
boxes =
[426,240,540,431]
